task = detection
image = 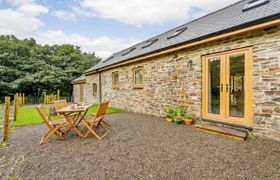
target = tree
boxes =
[0,35,101,98]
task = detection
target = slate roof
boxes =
[85,0,280,73]
[72,76,86,84]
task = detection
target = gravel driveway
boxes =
[1,112,280,179]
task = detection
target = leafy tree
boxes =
[0,35,100,98]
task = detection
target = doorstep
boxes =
[195,123,248,140]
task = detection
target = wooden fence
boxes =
[1,91,64,141]
[13,93,25,122]
[2,97,10,141]
[44,90,60,104]
[1,93,25,141]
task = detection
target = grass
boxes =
[12,104,125,127]
[12,107,58,126]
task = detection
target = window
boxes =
[142,38,158,49]
[167,27,187,39]
[133,67,144,88]
[103,56,114,63]
[243,0,270,11]
[92,83,97,96]
[112,72,120,88]
[122,47,136,56]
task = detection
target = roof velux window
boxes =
[103,56,114,63]
[122,47,136,56]
[167,27,187,39]
[142,38,158,49]
[243,0,270,11]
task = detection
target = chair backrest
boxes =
[53,100,68,111]
[94,100,110,121]
[36,105,52,127]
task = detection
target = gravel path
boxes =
[1,112,280,179]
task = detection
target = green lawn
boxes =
[12,104,125,126]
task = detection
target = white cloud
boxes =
[0,0,48,35]
[52,10,76,21]
[0,9,43,35]
[0,0,139,58]
[71,4,96,18]
[79,0,240,26]
[7,0,48,16]
[35,30,139,59]
[17,3,48,16]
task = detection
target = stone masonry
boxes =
[79,26,280,140]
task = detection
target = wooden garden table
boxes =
[56,103,93,137]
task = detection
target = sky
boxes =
[0,0,240,59]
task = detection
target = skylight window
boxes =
[142,38,158,49]
[122,47,136,56]
[167,27,187,39]
[103,56,114,63]
[243,0,270,11]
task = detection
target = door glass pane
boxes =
[229,53,245,118]
[208,58,220,114]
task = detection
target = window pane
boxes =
[114,73,119,85]
[208,58,220,114]
[92,83,97,96]
[229,53,245,118]
[135,69,143,85]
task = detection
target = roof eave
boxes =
[72,80,86,84]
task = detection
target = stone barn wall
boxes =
[84,26,280,140]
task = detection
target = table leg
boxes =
[64,112,80,134]
[69,112,86,137]
[61,109,91,138]
[74,109,89,137]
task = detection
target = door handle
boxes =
[220,84,223,92]
[226,84,229,92]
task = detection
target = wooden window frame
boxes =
[112,72,120,88]
[133,67,144,89]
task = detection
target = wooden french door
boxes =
[80,83,85,102]
[202,48,253,126]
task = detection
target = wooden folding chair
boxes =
[91,112,111,126]
[53,100,68,115]
[82,101,110,140]
[36,105,66,145]
[54,100,78,121]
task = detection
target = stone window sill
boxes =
[133,85,144,89]
[112,86,120,89]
